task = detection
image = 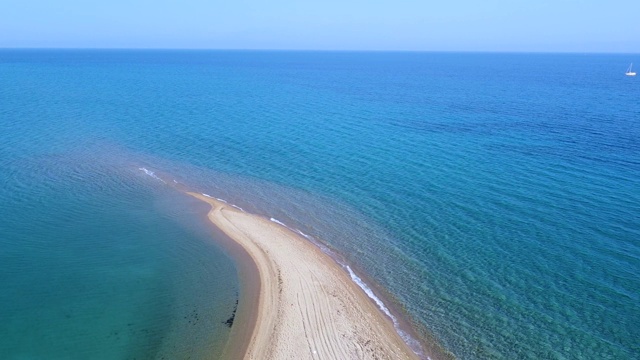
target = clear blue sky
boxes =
[1,0,638,52]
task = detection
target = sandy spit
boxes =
[187,192,419,360]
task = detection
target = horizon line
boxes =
[1,47,639,55]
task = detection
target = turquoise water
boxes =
[1,50,639,359]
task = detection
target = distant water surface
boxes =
[1,50,639,359]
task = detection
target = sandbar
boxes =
[187,192,419,360]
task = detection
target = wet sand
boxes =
[187,192,419,360]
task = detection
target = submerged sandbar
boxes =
[187,192,419,359]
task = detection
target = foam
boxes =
[138,167,166,184]
[294,229,332,254]
[195,194,427,358]
[346,265,427,359]
[346,266,395,320]
[269,218,287,227]
[267,216,426,358]
[201,194,244,212]
[231,204,245,212]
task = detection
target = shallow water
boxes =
[1,50,639,359]
[0,149,239,359]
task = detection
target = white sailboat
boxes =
[626,63,636,76]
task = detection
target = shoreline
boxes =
[197,206,261,360]
[187,192,423,359]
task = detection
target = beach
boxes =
[187,192,419,360]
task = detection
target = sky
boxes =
[1,0,638,52]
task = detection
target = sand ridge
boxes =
[187,192,419,360]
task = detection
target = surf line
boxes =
[265,213,427,358]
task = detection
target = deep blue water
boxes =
[1,50,639,359]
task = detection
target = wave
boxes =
[269,218,287,227]
[138,167,166,184]
[231,204,245,212]
[294,229,333,255]
[345,266,427,359]
[201,194,244,212]
[268,216,427,358]
[195,192,426,358]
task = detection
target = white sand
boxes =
[188,192,418,360]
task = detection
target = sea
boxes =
[1,50,638,359]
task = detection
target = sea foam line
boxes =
[138,167,166,184]
[345,266,394,321]
[270,218,287,227]
[231,204,245,212]
[200,196,427,358]
[269,218,327,249]
[201,194,245,212]
[268,216,427,358]
[345,266,427,358]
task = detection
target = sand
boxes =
[187,192,419,360]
